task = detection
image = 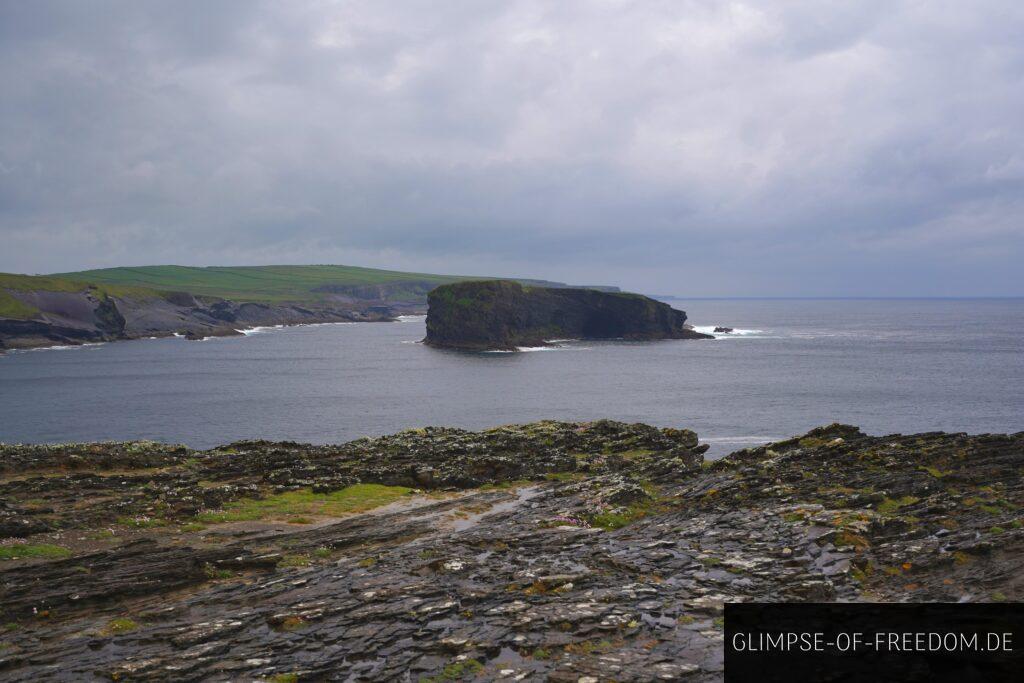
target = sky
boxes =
[1,1,1022,296]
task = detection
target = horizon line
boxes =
[654,295,1024,301]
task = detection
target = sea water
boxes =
[1,299,1021,457]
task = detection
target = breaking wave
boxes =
[693,326,767,338]
[240,325,285,336]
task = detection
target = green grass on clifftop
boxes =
[0,272,164,319]
[54,265,469,304]
[5,265,607,314]
[0,290,39,318]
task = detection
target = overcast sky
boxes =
[1,1,1022,296]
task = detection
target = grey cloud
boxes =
[1,0,1022,295]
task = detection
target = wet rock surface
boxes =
[0,421,1022,681]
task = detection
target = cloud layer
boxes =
[2,0,1022,295]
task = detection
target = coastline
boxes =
[0,307,423,354]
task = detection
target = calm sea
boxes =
[1,299,1021,457]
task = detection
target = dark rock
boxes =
[424,280,713,351]
[0,516,52,538]
[713,326,733,333]
[205,300,239,322]
[0,423,1021,681]
[91,294,126,336]
[1,287,400,351]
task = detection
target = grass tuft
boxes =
[876,496,919,515]
[104,618,138,635]
[0,544,72,561]
[196,483,412,523]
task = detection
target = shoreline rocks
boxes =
[0,421,1021,681]
[0,290,403,351]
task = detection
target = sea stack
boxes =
[424,280,713,351]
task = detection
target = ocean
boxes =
[1,298,1021,457]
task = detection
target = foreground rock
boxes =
[0,422,1021,681]
[424,280,713,351]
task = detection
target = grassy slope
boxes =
[55,265,472,304]
[0,272,163,319]
[5,264,587,319]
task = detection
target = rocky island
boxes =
[1,421,1021,681]
[424,280,712,351]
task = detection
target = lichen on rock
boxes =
[0,422,1021,681]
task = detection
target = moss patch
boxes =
[196,483,413,523]
[277,554,312,568]
[104,618,138,635]
[0,290,39,319]
[876,496,919,515]
[591,502,652,530]
[423,659,484,682]
[0,544,72,561]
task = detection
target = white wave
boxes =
[447,341,593,353]
[701,436,780,443]
[172,332,185,338]
[693,326,766,337]
[401,339,423,344]
[239,325,285,336]
[24,342,106,353]
[395,314,426,322]
[517,343,593,352]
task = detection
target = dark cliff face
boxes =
[0,289,396,350]
[92,294,127,336]
[424,280,712,350]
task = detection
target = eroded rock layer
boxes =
[0,421,1022,681]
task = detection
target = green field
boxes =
[0,272,165,319]
[2,264,584,319]
[54,264,472,304]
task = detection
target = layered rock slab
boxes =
[0,422,1022,681]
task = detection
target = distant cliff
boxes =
[424,280,712,351]
[0,273,394,351]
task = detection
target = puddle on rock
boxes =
[450,486,544,532]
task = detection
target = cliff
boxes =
[1,268,629,351]
[424,279,712,350]
[0,273,394,351]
